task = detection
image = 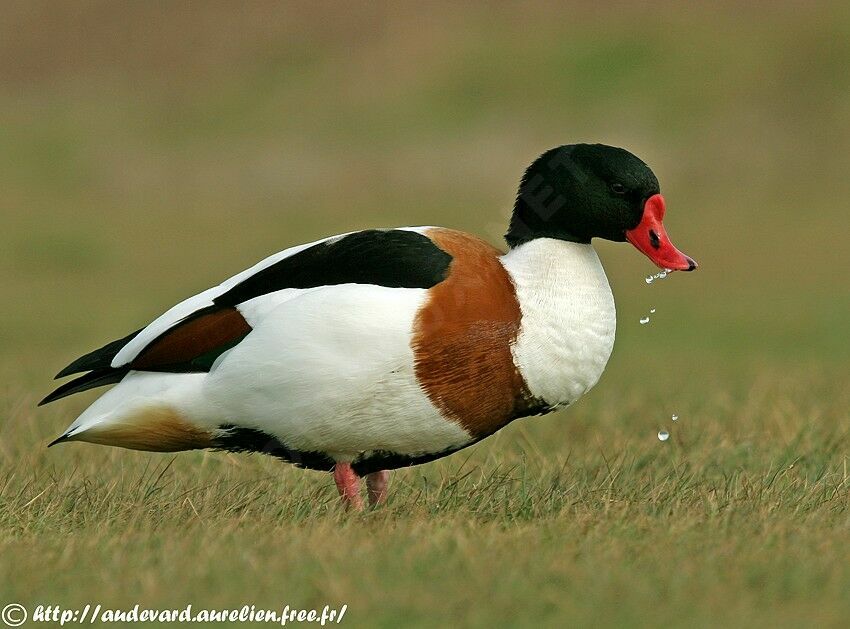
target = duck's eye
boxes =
[610,182,626,195]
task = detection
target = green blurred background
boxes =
[0,2,850,375]
[2,1,848,380]
[2,2,849,626]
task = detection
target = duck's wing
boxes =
[41,228,452,405]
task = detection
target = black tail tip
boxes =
[47,434,71,448]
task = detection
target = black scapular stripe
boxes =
[214,229,452,307]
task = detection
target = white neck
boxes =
[501,239,616,408]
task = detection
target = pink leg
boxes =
[366,470,390,506]
[333,463,363,511]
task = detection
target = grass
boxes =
[4,365,850,627]
[2,2,850,627]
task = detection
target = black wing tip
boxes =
[53,327,144,380]
[39,388,70,406]
[38,387,67,406]
[54,351,108,380]
[39,367,130,406]
[54,360,90,380]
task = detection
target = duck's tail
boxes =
[49,371,215,452]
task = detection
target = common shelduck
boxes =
[42,144,697,510]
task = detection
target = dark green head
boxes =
[506,143,661,246]
[505,144,696,270]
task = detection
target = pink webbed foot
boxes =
[333,462,363,511]
[366,470,390,506]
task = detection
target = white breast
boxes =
[501,239,616,408]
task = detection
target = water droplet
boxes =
[639,316,650,325]
[671,414,679,422]
[645,269,673,284]
[658,430,670,441]
[649,308,656,314]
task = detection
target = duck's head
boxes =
[505,144,697,271]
